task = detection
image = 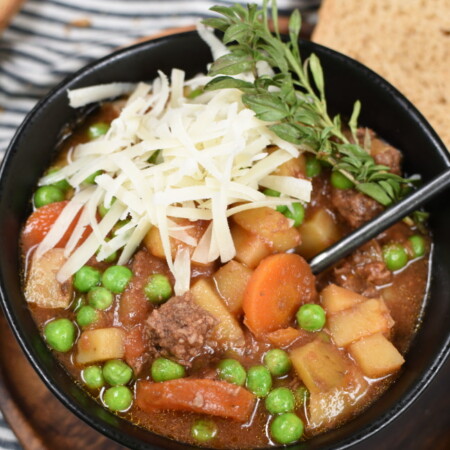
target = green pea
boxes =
[276,205,288,214]
[217,359,246,386]
[112,219,131,236]
[34,185,65,208]
[296,303,326,331]
[88,122,109,140]
[73,266,101,292]
[88,287,114,310]
[82,365,104,389]
[103,359,133,386]
[191,419,218,442]
[409,235,426,258]
[270,413,304,444]
[283,203,305,227]
[382,243,408,271]
[263,188,281,197]
[44,318,76,352]
[296,304,326,332]
[97,244,118,264]
[76,305,98,327]
[294,386,309,407]
[305,156,322,178]
[263,349,292,377]
[144,274,172,304]
[83,170,103,185]
[265,387,295,414]
[246,365,272,397]
[98,197,116,218]
[102,265,133,294]
[103,386,133,411]
[331,171,354,190]
[46,168,70,192]
[151,358,186,382]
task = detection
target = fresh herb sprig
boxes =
[203,0,410,207]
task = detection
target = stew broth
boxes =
[22,101,430,448]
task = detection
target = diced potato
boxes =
[144,219,208,259]
[25,248,73,309]
[327,299,395,347]
[231,223,271,269]
[321,284,366,314]
[233,207,300,252]
[191,279,245,347]
[290,340,349,394]
[349,333,405,378]
[213,260,252,315]
[297,209,341,259]
[76,328,125,364]
[143,226,172,259]
[308,364,368,430]
[272,154,306,178]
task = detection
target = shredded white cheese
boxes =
[43,32,313,293]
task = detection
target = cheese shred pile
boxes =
[36,36,312,295]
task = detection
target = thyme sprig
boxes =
[202,0,410,207]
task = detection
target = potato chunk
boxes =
[191,279,245,347]
[213,260,252,315]
[231,223,271,268]
[327,299,394,347]
[290,339,368,430]
[308,364,368,430]
[321,284,365,314]
[76,328,125,364]
[25,248,72,309]
[233,207,300,252]
[290,340,349,394]
[144,219,208,259]
[272,154,306,178]
[349,333,405,378]
[297,209,341,259]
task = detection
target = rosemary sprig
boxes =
[202,0,410,207]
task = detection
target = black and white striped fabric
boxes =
[0,1,319,448]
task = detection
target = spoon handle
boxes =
[309,168,450,275]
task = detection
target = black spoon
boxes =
[309,168,450,275]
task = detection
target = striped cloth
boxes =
[0,1,319,449]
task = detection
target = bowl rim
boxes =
[0,30,449,450]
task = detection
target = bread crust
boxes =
[312,0,450,149]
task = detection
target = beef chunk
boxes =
[331,188,383,228]
[333,240,392,297]
[147,293,217,367]
[370,137,402,175]
[119,249,173,326]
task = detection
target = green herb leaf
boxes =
[242,94,290,121]
[356,183,393,206]
[223,22,249,44]
[204,76,255,92]
[209,52,254,76]
[309,53,325,99]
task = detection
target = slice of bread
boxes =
[312,0,450,149]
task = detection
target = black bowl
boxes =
[0,31,449,450]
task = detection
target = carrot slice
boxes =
[136,379,256,422]
[243,253,316,338]
[22,201,91,252]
